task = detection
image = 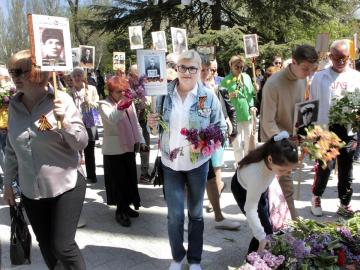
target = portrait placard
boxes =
[113,52,126,71]
[152,31,167,52]
[315,33,330,53]
[72,48,80,68]
[28,14,72,71]
[196,45,216,60]
[129,26,144,50]
[137,50,167,96]
[294,99,319,134]
[171,27,188,55]
[79,45,95,69]
[243,34,259,58]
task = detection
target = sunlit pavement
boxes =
[1,128,359,270]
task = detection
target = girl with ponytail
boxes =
[231,131,298,253]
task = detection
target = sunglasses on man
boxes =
[330,54,349,64]
[9,69,31,78]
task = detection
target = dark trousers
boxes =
[22,173,86,270]
[84,140,96,180]
[139,120,150,176]
[312,146,354,206]
[231,174,273,253]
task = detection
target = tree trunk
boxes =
[211,0,221,30]
[67,0,86,44]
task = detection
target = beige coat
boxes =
[98,98,144,155]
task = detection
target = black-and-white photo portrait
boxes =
[294,100,319,130]
[40,28,65,66]
[80,45,95,68]
[113,52,126,71]
[152,31,167,51]
[30,14,72,71]
[72,48,80,68]
[171,27,188,55]
[243,34,259,58]
[144,55,161,78]
[129,26,144,50]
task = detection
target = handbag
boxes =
[151,155,163,187]
[82,108,101,128]
[10,202,31,265]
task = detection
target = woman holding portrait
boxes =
[220,55,256,163]
[3,49,88,269]
[70,67,99,183]
[148,50,226,270]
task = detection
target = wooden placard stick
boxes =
[251,57,258,92]
[52,72,61,129]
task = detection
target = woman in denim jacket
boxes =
[148,50,226,270]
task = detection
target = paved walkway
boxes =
[0,132,359,270]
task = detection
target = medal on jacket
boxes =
[198,96,207,110]
[38,114,53,131]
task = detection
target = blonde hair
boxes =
[177,50,202,68]
[7,49,49,86]
[229,55,245,67]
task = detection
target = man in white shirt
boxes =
[310,39,359,217]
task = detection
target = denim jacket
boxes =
[156,79,227,161]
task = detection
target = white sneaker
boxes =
[311,196,323,216]
[214,219,241,230]
[189,264,202,270]
[169,257,185,270]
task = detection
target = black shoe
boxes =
[126,207,139,218]
[86,177,97,183]
[115,212,131,227]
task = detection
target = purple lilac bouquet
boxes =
[128,74,168,131]
[169,124,225,163]
[238,215,360,269]
[128,74,147,110]
[238,251,284,270]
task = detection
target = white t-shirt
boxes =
[162,84,209,171]
[310,66,360,125]
[237,160,276,241]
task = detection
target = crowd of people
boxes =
[0,38,359,270]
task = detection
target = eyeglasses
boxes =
[9,69,31,78]
[274,62,282,65]
[330,54,349,64]
[177,65,198,74]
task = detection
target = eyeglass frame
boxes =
[274,61,282,65]
[177,65,199,74]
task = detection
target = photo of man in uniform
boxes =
[80,46,95,68]
[145,56,160,78]
[41,28,65,66]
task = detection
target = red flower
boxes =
[180,128,188,136]
[337,248,346,266]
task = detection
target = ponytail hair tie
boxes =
[273,131,289,142]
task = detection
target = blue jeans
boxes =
[0,132,7,188]
[163,161,209,264]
